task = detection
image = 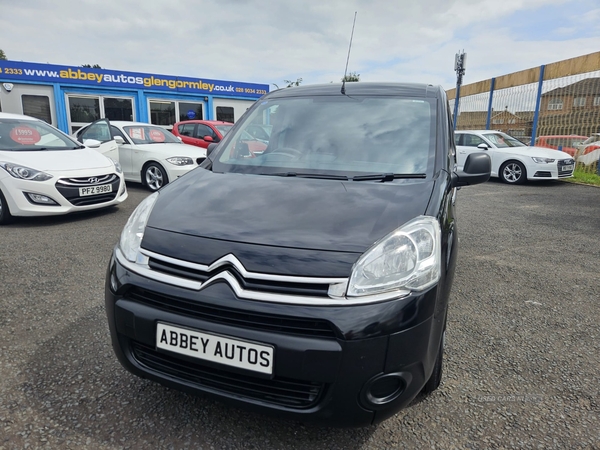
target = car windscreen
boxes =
[0,118,81,151]
[483,132,526,148]
[215,124,233,136]
[122,126,181,144]
[212,95,436,178]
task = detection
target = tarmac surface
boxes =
[0,179,598,449]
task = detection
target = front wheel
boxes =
[0,189,13,225]
[143,163,168,191]
[500,161,527,184]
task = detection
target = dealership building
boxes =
[0,60,269,134]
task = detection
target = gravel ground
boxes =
[0,179,598,449]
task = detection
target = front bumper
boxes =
[530,158,575,179]
[105,251,447,427]
[0,172,127,217]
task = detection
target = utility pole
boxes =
[453,50,467,130]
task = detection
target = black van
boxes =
[105,82,490,427]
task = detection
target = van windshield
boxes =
[213,96,436,178]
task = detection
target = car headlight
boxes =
[166,157,194,166]
[0,162,53,181]
[346,216,441,299]
[119,192,159,262]
[110,158,122,174]
[532,157,555,164]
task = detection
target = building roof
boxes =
[542,77,600,97]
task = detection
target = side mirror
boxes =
[477,143,489,150]
[177,136,182,141]
[203,135,214,142]
[114,136,125,145]
[207,142,218,157]
[452,152,491,187]
[83,138,102,149]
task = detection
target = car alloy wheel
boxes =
[144,163,168,191]
[501,161,526,184]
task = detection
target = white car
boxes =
[75,121,206,191]
[575,133,600,167]
[0,113,127,225]
[455,130,575,184]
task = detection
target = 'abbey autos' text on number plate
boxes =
[79,184,112,196]
[156,323,274,375]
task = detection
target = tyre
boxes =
[0,189,13,225]
[143,163,168,192]
[500,161,527,184]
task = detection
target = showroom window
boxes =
[178,102,203,121]
[22,95,52,123]
[216,106,234,123]
[149,100,176,126]
[104,97,134,121]
[67,95,135,133]
[69,96,100,123]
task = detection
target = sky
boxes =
[0,0,598,91]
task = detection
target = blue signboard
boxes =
[0,60,269,98]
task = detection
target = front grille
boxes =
[125,287,339,338]
[131,341,325,409]
[57,174,118,186]
[148,257,331,297]
[558,159,575,177]
[55,173,120,206]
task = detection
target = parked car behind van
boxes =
[0,113,127,224]
[105,82,491,426]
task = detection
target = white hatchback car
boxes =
[455,130,575,184]
[0,113,127,225]
[75,121,206,191]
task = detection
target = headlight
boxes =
[346,216,441,298]
[166,157,194,166]
[0,162,53,181]
[110,158,122,174]
[119,192,159,262]
[532,157,555,164]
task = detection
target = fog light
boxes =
[24,192,59,205]
[360,372,411,409]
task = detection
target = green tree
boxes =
[0,49,7,60]
[81,64,102,69]
[342,71,360,82]
[272,77,303,89]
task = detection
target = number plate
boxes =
[156,323,274,375]
[561,164,574,172]
[79,184,112,196]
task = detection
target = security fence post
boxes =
[530,65,546,145]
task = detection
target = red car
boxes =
[534,135,587,157]
[171,120,233,149]
[172,120,268,156]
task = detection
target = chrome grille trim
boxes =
[141,249,347,285]
[57,174,118,186]
[115,248,407,305]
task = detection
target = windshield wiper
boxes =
[263,172,349,180]
[352,173,427,182]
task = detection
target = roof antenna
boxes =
[341,11,357,95]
